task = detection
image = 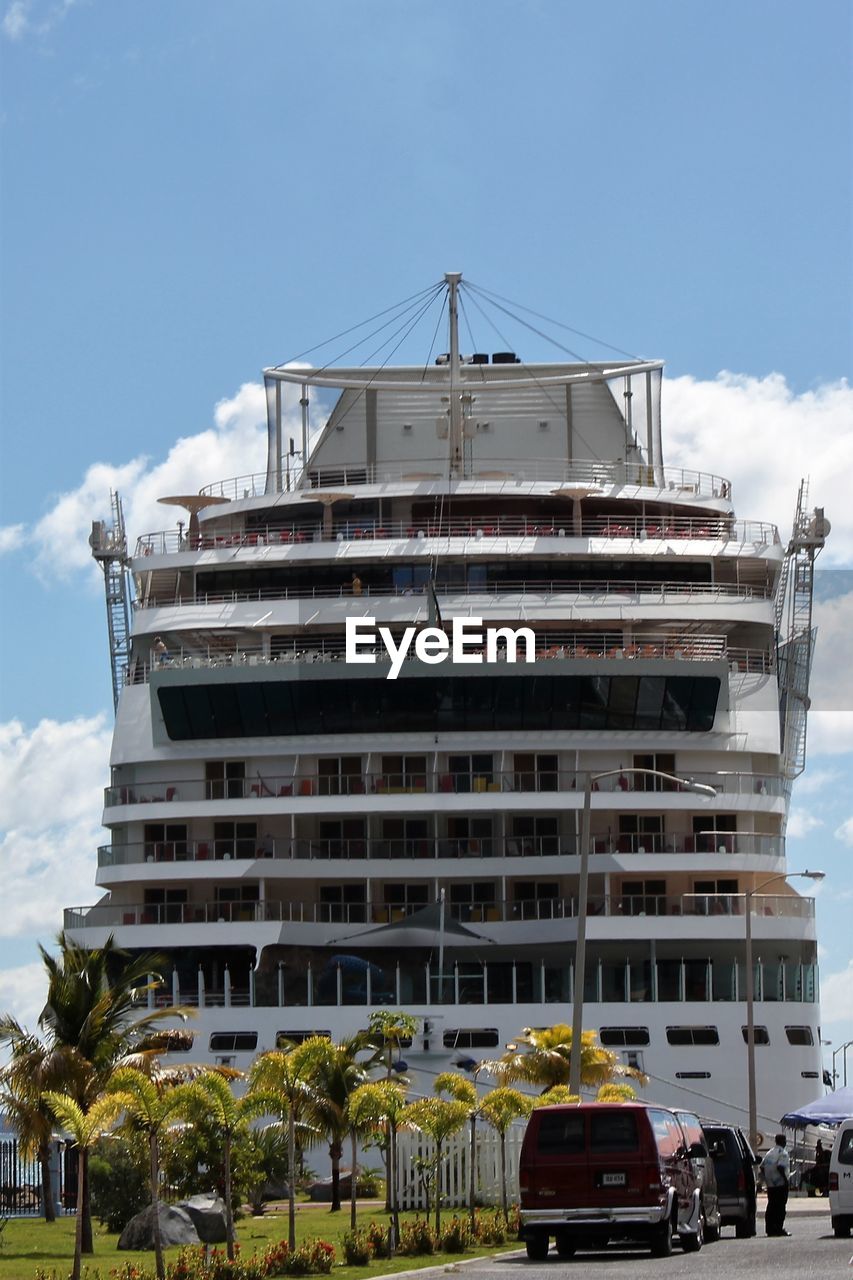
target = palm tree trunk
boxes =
[150,1132,165,1280]
[288,1104,297,1251]
[350,1129,358,1231]
[388,1119,398,1253]
[39,1140,56,1223]
[499,1131,508,1224]
[80,1149,93,1254]
[468,1113,476,1231]
[224,1131,235,1261]
[72,1146,85,1280]
[329,1140,342,1212]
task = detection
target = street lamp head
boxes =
[801,870,826,882]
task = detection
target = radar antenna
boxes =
[89,491,131,712]
[776,479,830,779]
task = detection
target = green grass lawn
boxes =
[0,1204,519,1279]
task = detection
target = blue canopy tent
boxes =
[781,1085,853,1127]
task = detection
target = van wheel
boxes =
[705,1217,720,1243]
[650,1215,674,1257]
[525,1233,550,1260]
[833,1220,851,1239]
[681,1211,704,1253]
[735,1212,756,1239]
[555,1231,576,1259]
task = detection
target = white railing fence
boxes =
[396,1122,525,1210]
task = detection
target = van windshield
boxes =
[537,1111,585,1154]
[590,1111,639,1152]
[838,1130,853,1166]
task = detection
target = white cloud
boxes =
[2,0,30,38]
[2,0,78,41]
[0,716,111,937]
[786,810,824,839]
[819,959,853,1026]
[664,373,853,565]
[0,523,25,554]
[0,960,47,1035]
[26,379,313,585]
[792,769,843,797]
[835,817,853,847]
[805,591,853,756]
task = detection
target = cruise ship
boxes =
[71,273,828,1145]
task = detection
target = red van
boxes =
[518,1103,705,1259]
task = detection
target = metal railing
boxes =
[64,891,814,931]
[104,767,785,808]
[127,634,773,685]
[135,513,778,557]
[197,458,732,500]
[135,575,774,611]
[96,831,786,867]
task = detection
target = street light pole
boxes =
[744,870,825,1150]
[832,1040,853,1088]
[567,768,717,1097]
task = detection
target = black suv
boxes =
[702,1123,758,1237]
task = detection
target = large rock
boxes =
[177,1193,229,1243]
[118,1202,200,1250]
[309,1171,354,1202]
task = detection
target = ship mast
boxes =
[446,271,464,478]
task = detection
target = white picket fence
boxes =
[396,1122,525,1209]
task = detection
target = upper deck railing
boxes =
[135,514,780,557]
[198,458,732,501]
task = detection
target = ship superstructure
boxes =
[69,274,826,1143]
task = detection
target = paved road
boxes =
[455,1212,849,1279]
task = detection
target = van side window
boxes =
[649,1109,682,1157]
[537,1111,585,1154]
[838,1130,853,1166]
[589,1111,639,1152]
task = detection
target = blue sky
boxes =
[0,0,851,1087]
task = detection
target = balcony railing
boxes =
[135,576,774,611]
[126,634,773,686]
[104,768,785,809]
[64,892,815,932]
[96,831,786,868]
[135,512,778,557]
[196,458,732,500]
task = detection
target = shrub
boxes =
[397,1216,436,1256]
[341,1229,373,1265]
[355,1166,382,1197]
[277,1239,335,1276]
[89,1135,149,1232]
[165,1246,266,1280]
[364,1219,392,1258]
[439,1215,471,1253]
[471,1209,508,1244]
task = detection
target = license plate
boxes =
[601,1172,626,1186]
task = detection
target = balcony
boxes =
[96,832,786,868]
[65,891,814,931]
[104,767,785,808]
[135,511,778,557]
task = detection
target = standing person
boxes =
[351,573,363,597]
[762,1133,791,1236]
[152,635,169,665]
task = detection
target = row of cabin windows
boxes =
[196,752,683,795]
[207,1025,813,1055]
[209,1028,500,1053]
[599,1024,814,1047]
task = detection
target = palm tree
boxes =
[293,1033,375,1213]
[248,1045,322,1250]
[29,932,189,1253]
[434,1072,479,1231]
[406,1095,470,1233]
[0,1022,59,1222]
[347,1079,408,1249]
[477,1088,532,1223]
[106,1066,204,1280]
[42,1092,124,1280]
[178,1069,253,1261]
[495,1024,640,1093]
